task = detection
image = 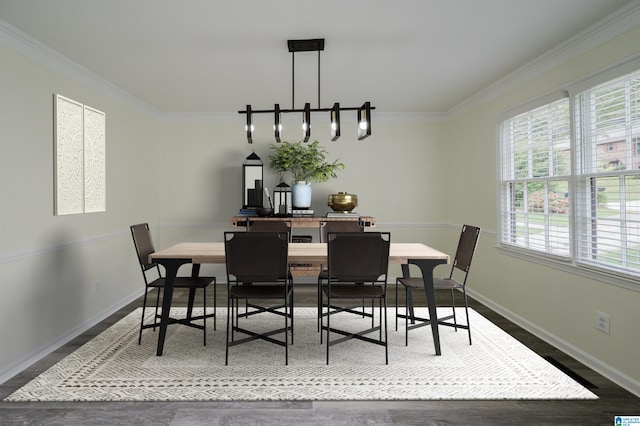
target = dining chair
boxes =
[247,219,292,241]
[130,223,217,345]
[224,231,293,365]
[321,232,390,365]
[395,224,480,345]
[317,220,365,331]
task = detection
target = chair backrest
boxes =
[327,232,390,283]
[224,231,289,282]
[451,224,481,277]
[130,223,156,272]
[319,220,364,243]
[247,219,292,242]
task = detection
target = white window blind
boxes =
[575,69,640,276]
[499,97,571,256]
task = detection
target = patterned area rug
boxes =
[5,307,597,401]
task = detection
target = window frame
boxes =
[497,58,640,288]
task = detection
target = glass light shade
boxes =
[331,102,340,141]
[274,104,282,143]
[357,102,371,140]
[302,102,311,142]
[245,105,254,143]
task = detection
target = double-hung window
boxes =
[574,69,640,276]
[499,67,640,280]
[499,96,571,257]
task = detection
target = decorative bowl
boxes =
[256,207,274,217]
[327,192,358,212]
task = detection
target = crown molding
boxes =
[0,18,160,118]
[448,0,640,119]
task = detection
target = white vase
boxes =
[292,181,312,209]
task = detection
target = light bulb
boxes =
[359,121,368,130]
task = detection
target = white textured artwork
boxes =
[54,95,106,215]
[83,106,106,213]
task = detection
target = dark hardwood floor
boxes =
[0,284,638,425]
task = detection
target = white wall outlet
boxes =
[596,311,610,334]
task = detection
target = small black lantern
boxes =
[274,181,292,216]
[242,152,263,209]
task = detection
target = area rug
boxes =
[5,307,598,401]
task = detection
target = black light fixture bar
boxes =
[239,38,374,142]
[238,106,374,114]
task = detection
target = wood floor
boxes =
[0,284,638,425]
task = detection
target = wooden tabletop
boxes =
[150,242,449,266]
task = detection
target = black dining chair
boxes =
[316,220,365,331]
[395,224,480,345]
[321,232,391,365]
[224,231,294,365]
[130,223,217,345]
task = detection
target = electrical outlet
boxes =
[595,311,610,334]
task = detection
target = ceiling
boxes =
[0,0,636,115]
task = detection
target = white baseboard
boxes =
[0,289,143,386]
[467,288,640,398]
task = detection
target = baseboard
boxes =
[0,289,143,386]
[467,288,640,398]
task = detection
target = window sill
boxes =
[496,244,640,293]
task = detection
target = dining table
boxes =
[149,242,449,357]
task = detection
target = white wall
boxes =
[442,26,640,393]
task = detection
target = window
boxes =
[575,69,640,275]
[499,68,640,279]
[499,96,571,256]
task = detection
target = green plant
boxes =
[268,140,345,183]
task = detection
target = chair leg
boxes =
[213,282,217,331]
[138,287,151,345]
[291,284,295,345]
[326,294,331,365]
[153,287,161,330]
[395,279,399,331]
[225,294,232,365]
[384,295,388,365]
[404,286,408,346]
[202,287,207,346]
[317,278,321,332]
[285,290,289,366]
[450,289,458,331]
[463,288,472,345]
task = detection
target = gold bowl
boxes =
[327,192,358,212]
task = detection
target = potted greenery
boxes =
[268,140,345,209]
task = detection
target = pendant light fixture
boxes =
[239,38,374,143]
